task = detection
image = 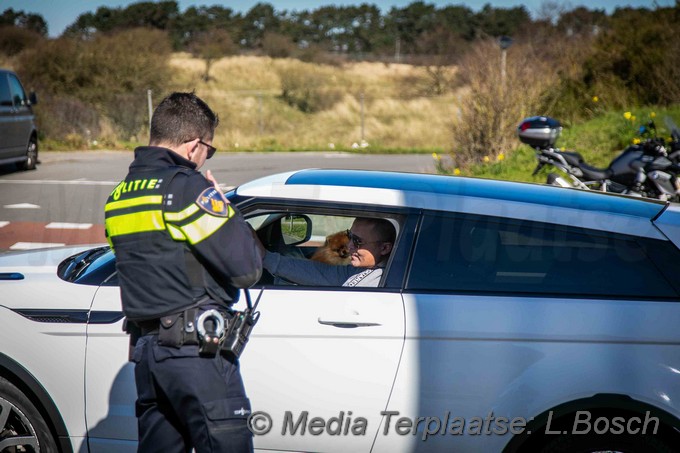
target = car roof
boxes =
[236,169,666,220]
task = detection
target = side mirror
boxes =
[28,91,37,105]
[280,214,312,245]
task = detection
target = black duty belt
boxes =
[136,319,160,336]
[134,307,232,356]
[129,289,263,358]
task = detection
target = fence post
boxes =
[147,89,153,132]
[258,92,264,136]
[360,91,365,142]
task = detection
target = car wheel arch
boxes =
[502,393,680,452]
[0,352,73,453]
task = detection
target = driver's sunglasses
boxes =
[198,140,217,159]
[346,229,382,248]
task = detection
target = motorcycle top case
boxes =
[517,116,562,148]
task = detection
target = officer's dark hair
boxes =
[149,92,219,147]
[355,217,396,243]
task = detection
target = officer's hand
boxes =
[205,170,221,192]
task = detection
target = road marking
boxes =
[46,222,93,230]
[0,221,8,228]
[10,242,66,250]
[4,203,41,209]
[0,180,118,186]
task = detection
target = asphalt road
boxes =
[0,150,435,250]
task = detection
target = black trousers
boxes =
[132,335,253,453]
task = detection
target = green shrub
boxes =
[449,40,554,168]
[277,64,343,113]
[17,28,171,143]
[262,32,295,59]
[0,25,43,56]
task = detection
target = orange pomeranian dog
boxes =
[310,230,351,265]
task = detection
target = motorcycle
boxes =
[517,116,680,202]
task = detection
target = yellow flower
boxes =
[432,152,439,160]
[453,168,461,175]
[497,153,505,161]
[632,138,641,145]
[650,112,656,118]
[624,112,632,120]
[483,156,490,163]
[592,96,599,103]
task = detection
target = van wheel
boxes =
[18,138,38,171]
[0,377,57,452]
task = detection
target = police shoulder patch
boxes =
[196,187,230,217]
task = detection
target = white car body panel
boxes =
[85,285,137,451]
[0,271,95,452]
[240,289,404,452]
[375,293,680,451]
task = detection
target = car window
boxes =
[306,214,354,243]
[0,74,11,107]
[407,212,680,298]
[8,74,27,107]
[246,212,354,254]
[245,210,403,288]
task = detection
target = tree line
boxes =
[0,1,677,161]
[3,1,608,59]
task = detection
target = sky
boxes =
[2,0,669,37]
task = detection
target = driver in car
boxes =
[261,217,395,287]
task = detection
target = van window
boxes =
[0,74,12,107]
[8,74,26,106]
[407,212,680,298]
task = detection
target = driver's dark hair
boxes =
[356,217,396,243]
[149,92,219,147]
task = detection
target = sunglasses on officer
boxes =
[198,140,217,159]
[184,139,217,159]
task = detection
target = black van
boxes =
[0,69,38,170]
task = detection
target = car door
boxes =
[83,252,139,451]
[0,71,18,158]
[7,73,32,157]
[240,206,407,452]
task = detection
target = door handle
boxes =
[317,316,381,328]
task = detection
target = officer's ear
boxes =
[185,138,200,161]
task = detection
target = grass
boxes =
[167,54,458,153]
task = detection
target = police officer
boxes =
[104,92,263,452]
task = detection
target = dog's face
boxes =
[326,230,351,260]
[311,230,351,265]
